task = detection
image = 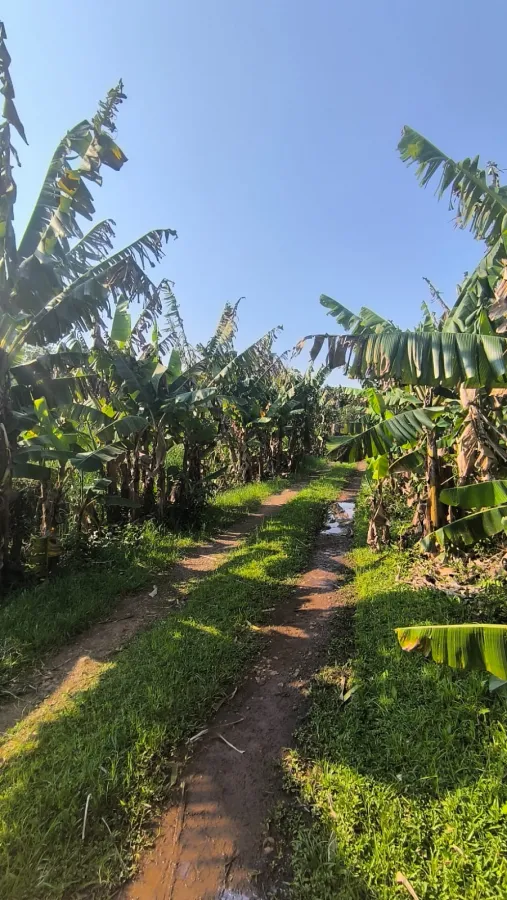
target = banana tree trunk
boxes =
[106,458,122,524]
[184,441,201,483]
[0,426,11,583]
[425,430,442,534]
[276,425,283,472]
[0,365,13,583]
[287,429,300,473]
[157,465,166,521]
[238,431,252,483]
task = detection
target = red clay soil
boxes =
[122,469,361,900]
[0,483,306,738]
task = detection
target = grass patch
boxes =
[285,487,507,899]
[0,463,350,899]
[0,476,288,688]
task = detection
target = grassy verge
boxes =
[0,463,350,899]
[284,487,507,899]
[0,476,290,688]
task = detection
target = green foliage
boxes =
[328,407,442,461]
[440,480,507,509]
[0,476,289,687]
[0,466,349,899]
[421,505,507,551]
[285,493,507,899]
[398,127,507,247]
[396,623,507,680]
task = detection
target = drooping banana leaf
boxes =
[328,407,442,462]
[399,127,507,247]
[420,504,507,550]
[345,331,507,388]
[15,446,76,463]
[396,623,507,680]
[95,415,149,443]
[389,449,425,474]
[12,461,51,480]
[440,480,507,510]
[23,230,175,347]
[70,445,125,472]
[320,295,396,335]
[10,350,88,385]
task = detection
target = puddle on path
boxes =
[337,501,355,519]
[321,499,356,536]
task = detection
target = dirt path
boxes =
[122,469,361,900]
[0,483,308,738]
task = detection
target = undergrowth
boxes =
[0,476,288,688]
[284,484,507,899]
[0,463,350,899]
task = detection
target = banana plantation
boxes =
[4,16,507,900]
[0,27,336,589]
[303,126,507,690]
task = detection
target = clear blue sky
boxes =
[4,0,505,378]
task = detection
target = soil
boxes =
[0,483,307,739]
[121,468,361,900]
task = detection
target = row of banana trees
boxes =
[0,23,337,587]
[303,126,507,689]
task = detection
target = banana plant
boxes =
[420,480,507,550]
[0,22,176,578]
[327,406,443,462]
[396,623,507,692]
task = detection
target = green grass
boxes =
[0,476,288,688]
[284,487,507,899]
[0,463,350,899]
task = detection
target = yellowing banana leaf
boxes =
[396,623,507,680]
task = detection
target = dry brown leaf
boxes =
[395,872,420,900]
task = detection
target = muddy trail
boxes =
[0,482,309,738]
[122,468,361,900]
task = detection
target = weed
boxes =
[0,477,287,688]
[285,485,507,899]
[0,465,350,899]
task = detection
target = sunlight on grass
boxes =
[0,464,350,900]
[0,657,114,765]
[0,476,290,688]
[284,485,507,900]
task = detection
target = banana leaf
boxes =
[12,461,51,480]
[389,449,425,474]
[328,407,442,462]
[396,623,507,680]
[96,415,148,443]
[440,480,507,510]
[110,300,131,347]
[70,445,124,472]
[399,127,507,246]
[420,504,507,550]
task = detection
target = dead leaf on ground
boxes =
[395,872,420,900]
